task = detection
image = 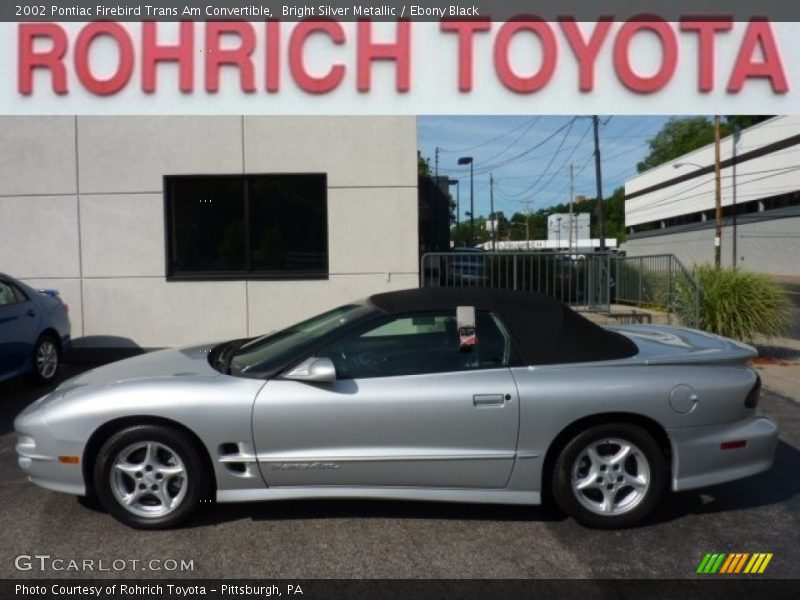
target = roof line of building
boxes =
[625,132,800,201]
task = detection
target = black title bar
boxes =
[6,1,800,21]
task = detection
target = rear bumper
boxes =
[668,417,778,492]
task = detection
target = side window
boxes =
[12,284,28,303]
[0,281,19,306]
[318,310,511,380]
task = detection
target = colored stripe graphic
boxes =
[745,553,774,574]
[710,553,726,573]
[758,554,773,573]
[720,554,737,573]
[696,554,712,574]
[734,553,750,573]
[697,552,772,574]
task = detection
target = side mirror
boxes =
[283,357,337,383]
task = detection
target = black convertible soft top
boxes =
[368,287,638,366]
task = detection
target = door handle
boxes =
[26,309,35,317]
[473,394,506,407]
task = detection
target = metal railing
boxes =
[614,254,701,328]
[420,251,612,313]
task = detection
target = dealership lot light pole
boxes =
[458,156,474,245]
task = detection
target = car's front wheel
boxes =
[552,423,667,529]
[94,425,211,529]
[31,334,60,385]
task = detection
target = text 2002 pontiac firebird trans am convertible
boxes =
[15,288,777,529]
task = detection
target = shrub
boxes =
[690,266,791,342]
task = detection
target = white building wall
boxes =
[625,116,800,227]
[0,116,419,349]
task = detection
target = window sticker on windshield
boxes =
[457,306,477,351]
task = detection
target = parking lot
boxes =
[1,362,799,580]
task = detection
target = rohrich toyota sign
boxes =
[5,19,799,113]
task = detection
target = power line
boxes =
[496,120,582,200]
[439,117,578,177]
[626,163,800,217]
[438,117,539,154]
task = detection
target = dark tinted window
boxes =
[0,281,18,306]
[317,310,511,379]
[165,174,327,280]
[11,284,28,303]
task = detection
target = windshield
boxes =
[227,302,377,376]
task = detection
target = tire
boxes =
[93,425,211,529]
[551,423,667,529]
[31,334,60,385]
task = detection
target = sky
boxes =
[417,115,670,221]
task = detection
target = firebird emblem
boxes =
[268,462,340,471]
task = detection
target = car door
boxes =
[252,310,520,489]
[0,279,39,375]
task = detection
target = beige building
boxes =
[0,116,419,350]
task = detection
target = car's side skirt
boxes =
[216,486,541,506]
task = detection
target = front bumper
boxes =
[669,416,778,492]
[14,396,86,496]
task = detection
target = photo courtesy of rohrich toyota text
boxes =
[1,1,800,599]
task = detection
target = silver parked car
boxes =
[15,288,776,529]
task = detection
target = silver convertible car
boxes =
[15,288,777,529]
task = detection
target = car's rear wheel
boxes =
[552,423,667,529]
[94,425,210,529]
[31,334,60,385]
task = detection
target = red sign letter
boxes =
[494,17,557,94]
[680,19,733,93]
[289,19,346,94]
[142,21,194,94]
[266,20,280,93]
[18,23,68,95]
[75,22,135,96]
[205,21,256,93]
[357,20,411,93]
[440,20,491,92]
[728,19,789,93]
[614,17,678,94]
[560,18,613,92]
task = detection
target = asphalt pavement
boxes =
[1,363,799,579]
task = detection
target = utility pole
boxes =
[714,115,722,268]
[490,173,496,250]
[568,163,574,257]
[524,199,533,251]
[457,156,474,245]
[732,125,741,269]
[434,146,439,178]
[592,116,605,251]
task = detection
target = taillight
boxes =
[744,374,761,409]
[63,303,69,315]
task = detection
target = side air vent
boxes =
[218,443,257,477]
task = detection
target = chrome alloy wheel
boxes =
[110,442,188,518]
[570,437,651,516]
[36,340,58,379]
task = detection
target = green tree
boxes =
[418,151,432,177]
[726,116,771,132]
[637,116,772,173]
[636,117,717,173]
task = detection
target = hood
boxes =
[56,343,221,395]
[607,325,757,366]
